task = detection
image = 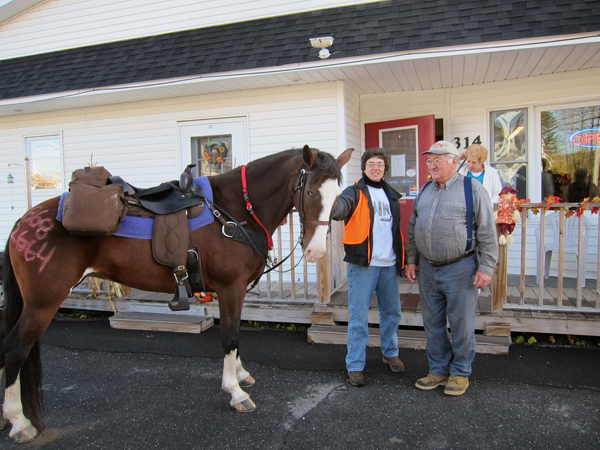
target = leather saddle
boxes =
[107,164,207,311]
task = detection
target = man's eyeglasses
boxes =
[366,162,385,169]
[425,157,448,167]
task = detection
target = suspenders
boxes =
[421,176,474,253]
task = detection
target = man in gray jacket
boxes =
[405,141,498,396]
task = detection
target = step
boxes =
[110,312,214,334]
[307,324,511,355]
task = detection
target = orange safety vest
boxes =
[342,189,371,261]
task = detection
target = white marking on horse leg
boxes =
[305,179,341,262]
[236,355,254,387]
[0,368,7,429]
[3,372,38,442]
[222,350,250,407]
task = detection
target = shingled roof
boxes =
[1,0,598,101]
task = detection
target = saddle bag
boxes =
[62,166,128,236]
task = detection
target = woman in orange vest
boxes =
[331,147,405,387]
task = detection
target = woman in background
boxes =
[459,144,502,203]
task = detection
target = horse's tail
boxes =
[1,231,45,431]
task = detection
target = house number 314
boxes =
[454,136,481,149]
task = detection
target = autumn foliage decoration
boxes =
[495,186,521,245]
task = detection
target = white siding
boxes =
[0,82,341,252]
[0,0,383,59]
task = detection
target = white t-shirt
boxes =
[367,185,396,267]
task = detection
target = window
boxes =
[490,109,528,199]
[540,105,600,202]
[193,134,233,176]
[26,135,62,190]
[380,127,418,198]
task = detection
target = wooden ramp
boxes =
[307,324,511,355]
[110,312,214,334]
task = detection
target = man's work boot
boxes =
[444,376,469,396]
[415,374,448,390]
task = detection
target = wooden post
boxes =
[289,212,296,300]
[538,209,546,305]
[277,225,283,298]
[576,212,585,308]
[492,228,508,313]
[316,235,331,304]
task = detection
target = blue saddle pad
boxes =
[57,176,214,239]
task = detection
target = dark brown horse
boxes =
[0,145,353,443]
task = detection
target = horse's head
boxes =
[294,145,353,263]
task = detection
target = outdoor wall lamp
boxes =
[309,36,334,59]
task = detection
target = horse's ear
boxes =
[337,148,354,168]
[302,145,317,168]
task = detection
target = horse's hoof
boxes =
[239,375,255,388]
[11,426,39,444]
[232,398,256,413]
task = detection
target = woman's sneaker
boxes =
[415,374,448,390]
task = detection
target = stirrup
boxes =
[169,271,191,311]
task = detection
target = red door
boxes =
[365,115,436,240]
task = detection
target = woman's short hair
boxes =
[465,144,489,164]
[361,147,389,173]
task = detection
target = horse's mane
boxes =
[250,148,342,183]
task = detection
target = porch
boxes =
[63,274,600,337]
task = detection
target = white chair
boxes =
[535,212,591,287]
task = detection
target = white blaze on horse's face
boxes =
[304,178,341,263]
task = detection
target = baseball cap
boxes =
[422,140,461,157]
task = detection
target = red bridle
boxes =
[241,164,274,250]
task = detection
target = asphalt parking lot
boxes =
[2,318,599,449]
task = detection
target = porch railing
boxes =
[493,203,600,313]
[246,211,347,302]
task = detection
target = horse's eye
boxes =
[307,190,313,197]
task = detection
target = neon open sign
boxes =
[570,128,600,148]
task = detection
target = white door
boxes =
[179,118,247,177]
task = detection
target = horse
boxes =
[0,145,353,443]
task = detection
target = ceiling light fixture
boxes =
[309,36,334,59]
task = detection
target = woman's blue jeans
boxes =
[418,254,479,377]
[346,263,401,372]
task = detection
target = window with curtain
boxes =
[26,135,62,190]
[490,109,528,199]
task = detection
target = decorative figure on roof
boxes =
[494,186,520,245]
[202,140,228,165]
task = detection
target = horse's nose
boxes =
[305,245,325,263]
